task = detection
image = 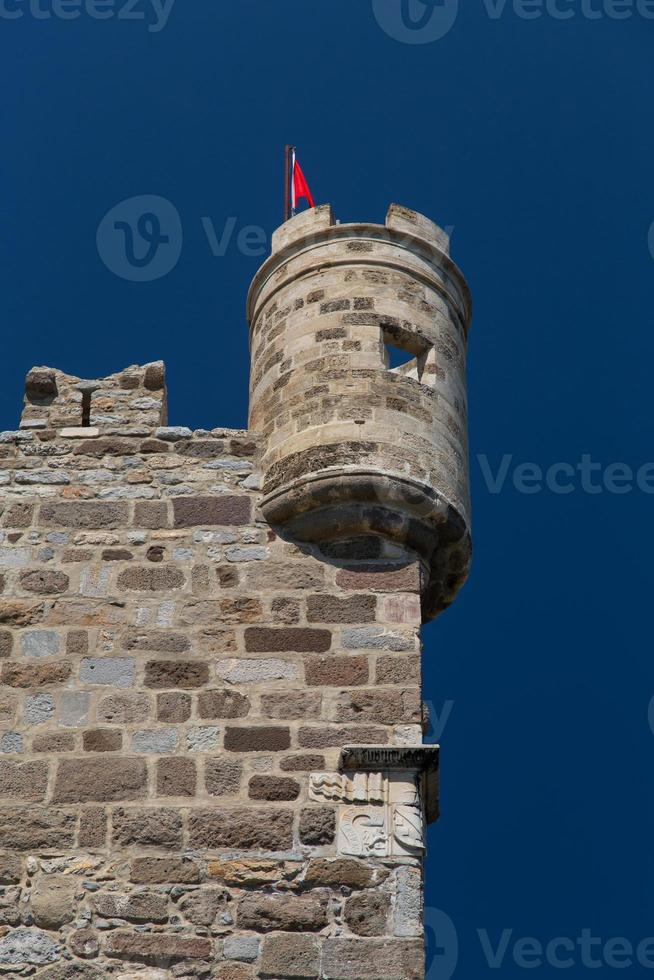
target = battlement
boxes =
[19,361,168,435]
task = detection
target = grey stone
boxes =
[98,486,158,499]
[394,866,422,937]
[25,693,55,725]
[132,728,179,753]
[155,426,192,441]
[223,934,261,962]
[59,691,91,727]
[0,732,23,753]
[80,658,135,688]
[187,726,220,752]
[341,627,415,652]
[216,658,299,684]
[225,546,269,562]
[21,630,60,658]
[80,567,111,597]
[0,547,31,567]
[15,471,70,485]
[0,927,60,965]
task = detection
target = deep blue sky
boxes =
[3,2,654,975]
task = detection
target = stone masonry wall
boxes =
[0,363,427,979]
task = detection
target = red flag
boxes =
[292,153,315,211]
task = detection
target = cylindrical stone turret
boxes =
[247,204,473,619]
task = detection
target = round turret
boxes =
[246,204,473,619]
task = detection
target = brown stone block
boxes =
[219,597,263,622]
[0,852,22,884]
[204,759,242,797]
[375,655,421,685]
[0,761,48,801]
[97,693,151,724]
[19,569,69,594]
[238,891,328,932]
[78,806,107,848]
[0,805,75,849]
[198,689,250,719]
[123,629,190,652]
[139,439,170,453]
[280,754,326,772]
[172,496,251,527]
[207,858,287,886]
[261,691,322,719]
[130,856,201,884]
[66,629,88,655]
[334,689,421,724]
[248,776,300,801]
[335,563,421,593]
[117,565,184,591]
[297,725,388,748]
[145,660,209,689]
[0,599,44,627]
[245,562,325,590]
[245,627,331,653]
[157,691,192,722]
[260,933,320,979]
[32,732,74,752]
[188,807,293,850]
[344,891,390,936]
[217,963,254,980]
[157,757,197,797]
[306,594,376,623]
[2,661,71,687]
[38,500,128,528]
[303,859,385,891]
[299,806,336,846]
[4,501,34,528]
[224,726,291,752]
[271,596,300,623]
[112,807,182,847]
[104,931,212,965]
[134,500,169,528]
[322,939,424,979]
[53,757,147,803]
[83,729,123,752]
[304,656,368,687]
[0,630,12,657]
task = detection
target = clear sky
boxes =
[3,2,654,975]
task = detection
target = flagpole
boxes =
[290,147,297,218]
[284,145,292,223]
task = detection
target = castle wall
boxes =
[0,363,428,979]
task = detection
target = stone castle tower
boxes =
[0,205,472,979]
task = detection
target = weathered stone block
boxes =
[19,569,69,594]
[299,806,336,845]
[244,627,331,653]
[117,566,185,591]
[39,500,128,529]
[321,939,424,979]
[130,856,201,885]
[80,657,135,688]
[157,757,197,797]
[172,496,251,527]
[344,891,390,936]
[304,655,368,687]
[145,661,209,689]
[103,931,212,965]
[260,934,320,979]
[198,688,250,718]
[188,807,293,850]
[248,775,300,801]
[83,728,122,751]
[0,760,48,800]
[204,758,242,797]
[0,806,75,849]
[224,726,290,752]
[93,890,169,923]
[238,892,328,932]
[31,875,78,929]
[53,758,147,802]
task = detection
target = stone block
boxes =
[238,892,328,932]
[31,875,78,929]
[260,690,322,719]
[117,566,184,591]
[21,629,61,658]
[248,776,300,801]
[83,728,122,751]
[223,935,261,963]
[19,569,69,594]
[172,496,251,527]
[157,757,197,797]
[130,856,201,885]
[198,688,250,719]
[0,760,48,800]
[52,758,147,802]
[321,939,424,979]
[224,727,290,752]
[299,806,336,845]
[145,661,209,689]
[344,891,390,936]
[39,501,128,529]
[306,595,376,623]
[2,661,71,687]
[260,934,320,978]
[132,728,179,754]
[59,691,91,727]
[0,806,75,849]
[0,928,61,966]
[216,658,298,684]
[97,692,151,724]
[244,628,331,653]
[205,759,242,797]
[157,691,192,722]
[188,807,293,850]
[80,657,135,688]
[112,806,182,847]
[103,931,212,965]
[304,655,368,687]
